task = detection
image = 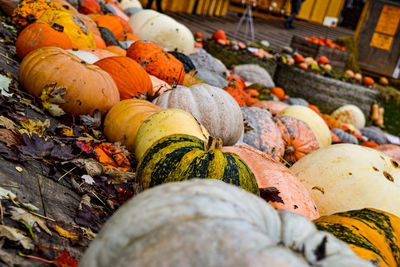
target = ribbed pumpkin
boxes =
[104,46,126,56]
[81,48,118,60]
[19,46,119,116]
[93,34,106,48]
[290,144,400,217]
[134,108,210,162]
[331,104,366,129]
[37,10,96,49]
[93,14,125,41]
[168,51,196,73]
[76,13,100,36]
[15,22,72,59]
[241,107,284,161]
[274,116,319,164]
[222,145,319,219]
[314,208,400,267]
[78,0,102,15]
[95,56,153,100]
[279,105,332,148]
[152,84,244,146]
[252,100,290,115]
[127,40,185,86]
[66,49,99,64]
[137,134,259,195]
[103,99,162,153]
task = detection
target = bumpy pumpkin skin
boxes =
[126,40,185,86]
[95,56,153,100]
[16,22,73,59]
[137,134,259,195]
[314,208,400,267]
[241,106,285,161]
[274,115,320,164]
[152,84,244,146]
[104,99,162,153]
[19,46,119,116]
[222,145,320,220]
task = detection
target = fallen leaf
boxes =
[0,116,17,130]
[84,158,104,177]
[259,187,284,204]
[75,195,101,231]
[49,221,83,241]
[15,166,23,172]
[0,74,13,97]
[0,225,34,250]
[80,110,101,129]
[20,202,39,212]
[105,169,135,184]
[39,82,67,117]
[94,143,131,172]
[0,129,21,146]
[18,119,46,137]
[53,250,78,267]
[49,143,76,161]
[0,239,23,266]
[0,186,16,199]
[18,134,54,158]
[9,207,52,235]
[0,142,20,161]
[81,175,95,185]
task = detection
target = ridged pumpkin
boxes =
[19,46,119,116]
[252,100,290,115]
[76,13,100,36]
[290,144,400,217]
[93,34,106,48]
[78,0,102,15]
[241,107,284,161]
[279,105,332,148]
[104,46,126,57]
[127,40,185,86]
[152,84,244,146]
[222,145,319,219]
[274,116,319,164]
[15,22,73,59]
[134,108,210,162]
[103,99,162,153]
[331,104,366,129]
[95,56,153,100]
[137,134,259,195]
[66,49,99,64]
[81,48,118,60]
[93,14,125,41]
[37,10,96,49]
[314,208,400,267]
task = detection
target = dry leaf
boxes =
[18,119,46,137]
[0,225,34,250]
[105,169,135,184]
[0,129,20,146]
[9,207,52,235]
[0,74,12,97]
[0,116,17,130]
[84,159,104,177]
[81,175,95,185]
[40,82,67,117]
[0,186,16,200]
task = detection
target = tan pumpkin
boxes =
[148,75,171,98]
[76,13,101,36]
[95,56,153,100]
[374,144,400,161]
[222,145,320,220]
[152,84,244,146]
[252,100,290,115]
[104,99,162,153]
[19,46,119,116]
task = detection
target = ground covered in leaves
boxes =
[0,12,141,266]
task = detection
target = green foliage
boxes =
[375,84,400,136]
[334,36,361,73]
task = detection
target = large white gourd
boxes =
[331,104,366,129]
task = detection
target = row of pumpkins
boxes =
[9,0,400,266]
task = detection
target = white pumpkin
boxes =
[66,50,99,64]
[279,105,332,148]
[290,144,400,217]
[233,64,275,88]
[117,0,142,10]
[128,10,194,54]
[331,104,366,129]
[152,84,244,146]
[80,179,373,267]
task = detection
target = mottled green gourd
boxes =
[137,134,259,195]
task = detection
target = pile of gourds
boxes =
[8,0,400,266]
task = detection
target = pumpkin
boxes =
[75,13,100,36]
[103,99,162,153]
[360,126,389,145]
[114,15,133,34]
[317,56,329,65]
[189,48,229,79]
[127,40,185,86]
[379,77,389,86]
[168,51,196,73]
[134,108,210,162]
[137,134,259,194]
[212,29,226,41]
[345,69,355,78]
[241,107,284,161]
[93,34,106,48]
[252,100,290,115]
[314,208,400,267]
[128,9,194,54]
[360,141,379,148]
[331,104,366,129]
[321,114,342,129]
[148,75,171,98]
[290,144,400,217]
[374,144,400,161]
[233,64,275,88]
[95,56,153,100]
[37,10,96,49]
[98,27,119,46]
[362,76,375,86]
[123,32,139,41]
[15,22,73,59]
[282,97,309,106]
[224,85,246,106]
[104,46,126,57]
[331,128,358,144]
[78,0,102,15]
[19,46,119,116]
[152,84,244,146]
[279,105,332,148]
[274,116,319,164]
[93,14,125,41]
[66,49,99,64]
[270,87,285,100]
[222,145,319,219]
[104,0,130,21]
[80,179,372,267]
[81,48,118,60]
[294,54,304,64]
[117,0,142,10]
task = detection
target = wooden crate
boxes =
[290,35,349,70]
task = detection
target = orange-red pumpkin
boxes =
[270,87,285,100]
[95,56,153,100]
[222,145,320,220]
[78,0,102,15]
[16,22,72,59]
[93,34,106,48]
[317,56,329,65]
[274,115,320,164]
[252,100,290,115]
[127,40,185,86]
[362,76,375,86]
[104,46,126,56]
[212,29,226,41]
[93,14,125,41]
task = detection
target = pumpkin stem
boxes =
[285,144,296,155]
[228,79,237,88]
[204,136,223,152]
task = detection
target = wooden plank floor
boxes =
[168,13,355,50]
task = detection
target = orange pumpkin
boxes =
[16,22,72,59]
[94,14,125,41]
[317,56,329,65]
[127,40,185,86]
[104,46,126,56]
[114,15,133,34]
[362,76,375,86]
[360,141,379,148]
[81,48,118,59]
[274,116,320,164]
[294,54,304,64]
[95,56,153,100]
[93,34,106,48]
[222,145,320,220]
[123,32,139,41]
[298,62,308,70]
[76,13,101,36]
[78,0,102,15]
[19,46,119,116]
[212,29,226,41]
[307,104,321,115]
[251,100,290,115]
[270,87,285,100]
